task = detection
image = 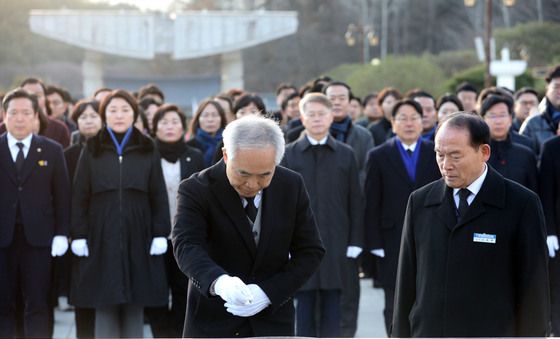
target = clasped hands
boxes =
[214,275,270,317]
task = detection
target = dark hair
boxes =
[322,81,352,96]
[438,112,490,148]
[313,76,332,86]
[479,94,514,117]
[2,88,40,114]
[362,93,378,107]
[139,97,161,111]
[46,85,73,103]
[545,65,560,83]
[152,104,187,132]
[226,88,245,100]
[71,99,100,124]
[437,93,464,111]
[93,87,112,98]
[233,93,266,115]
[138,83,164,102]
[406,89,435,103]
[455,82,478,95]
[391,99,423,118]
[281,92,300,111]
[189,99,227,136]
[514,87,539,101]
[377,87,402,107]
[350,95,362,105]
[476,86,513,112]
[19,77,52,116]
[275,83,297,96]
[98,90,140,123]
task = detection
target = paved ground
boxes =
[53,278,387,338]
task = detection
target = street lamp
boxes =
[345,23,379,64]
[464,0,516,87]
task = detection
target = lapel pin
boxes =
[38,160,48,166]
[186,157,191,162]
[37,147,42,153]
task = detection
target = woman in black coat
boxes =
[186,99,226,168]
[64,99,102,339]
[145,104,205,338]
[70,90,170,338]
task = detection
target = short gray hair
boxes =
[299,92,332,114]
[222,115,285,164]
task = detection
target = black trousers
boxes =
[146,240,187,338]
[550,256,560,335]
[0,225,52,338]
[340,257,360,337]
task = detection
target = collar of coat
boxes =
[424,164,506,210]
[87,127,154,157]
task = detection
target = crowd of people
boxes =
[0,63,559,338]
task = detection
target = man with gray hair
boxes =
[172,115,325,337]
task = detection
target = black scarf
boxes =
[156,139,186,163]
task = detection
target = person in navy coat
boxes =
[364,99,441,334]
[0,88,70,338]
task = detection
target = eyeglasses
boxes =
[485,113,510,120]
[394,115,421,123]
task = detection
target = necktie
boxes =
[245,196,257,223]
[406,149,413,157]
[457,188,471,220]
[15,142,25,173]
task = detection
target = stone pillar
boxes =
[82,51,104,98]
[220,50,244,92]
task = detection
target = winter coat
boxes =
[69,127,170,308]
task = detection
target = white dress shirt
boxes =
[306,135,328,145]
[453,163,488,208]
[242,191,263,210]
[7,132,32,162]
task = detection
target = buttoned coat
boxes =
[392,166,549,337]
[281,135,364,291]
[70,128,170,307]
[172,161,325,337]
[364,137,440,288]
[0,133,70,247]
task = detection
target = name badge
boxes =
[473,233,496,244]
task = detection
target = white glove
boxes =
[225,284,271,317]
[371,248,385,258]
[71,239,89,257]
[547,235,559,258]
[51,236,69,257]
[149,237,168,255]
[346,246,363,258]
[214,275,254,305]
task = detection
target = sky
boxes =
[89,0,175,11]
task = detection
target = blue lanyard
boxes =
[106,126,133,156]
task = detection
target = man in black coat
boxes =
[392,113,549,337]
[481,95,538,192]
[281,93,363,337]
[364,99,440,334]
[172,115,325,338]
[539,135,560,334]
[0,89,70,338]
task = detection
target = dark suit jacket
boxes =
[172,161,325,337]
[392,166,549,337]
[539,135,560,235]
[0,133,70,247]
[364,137,440,288]
[369,117,394,146]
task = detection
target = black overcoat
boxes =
[364,137,440,288]
[70,128,171,307]
[392,166,549,337]
[172,160,325,337]
[281,135,364,291]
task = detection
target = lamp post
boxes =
[345,23,379,64]
[465,0,516,88]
